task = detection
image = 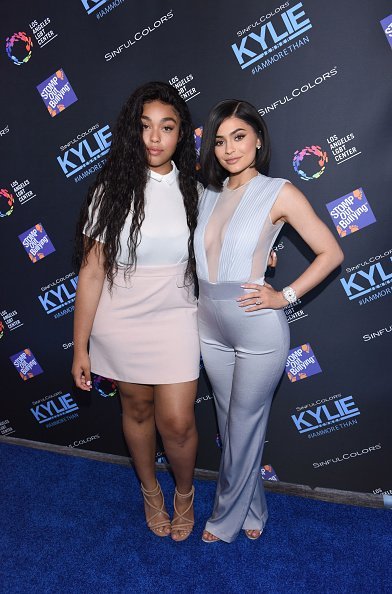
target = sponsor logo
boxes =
[57,124,111,183]
[0,125,10,137]
[0,320,4,339]
[326,132,361,165]
[38,273,78,318]
[29,17,58,49]
[30,392,79,428]
[1,309,24,333]
[326,188,376,238]
[295,393,342,413]
[258,67,338,116]
[104,10,174,61]
[10,178,37,207]
[68,434,100,448]
[169,74,200,102]
[81,0,110,14]
[194,127,203,170]
[380,15,392,49]
[286,344,322,382]
[340,256,392,304]
[19,223,55,263]
[62,340,74,350]
[313,444,381,467]
[59,123,99,152]
[0,189,14,218]
[284,298,308,324]
[10,348,44,380]
[293,145,328,181]
[0,419,15,436]
[373,487,392,496]
[273,240,285,252]
[92,375,118,397]
[195,393,213,405]
[237,3,290,36]
[261,464,279,481]
[291,395,360,437]
[6,31,33,65]
[363,324,392,342]
[37,69,78,117]
[231,2,312,74]
[156,450,168,464]
[81,0,126,18]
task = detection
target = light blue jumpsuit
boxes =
[194,174,290,542]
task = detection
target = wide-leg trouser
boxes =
[198,280,290,543]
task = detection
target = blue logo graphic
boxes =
[231,2,312,70]
[30,393,79,427]
[57,124,111,182]
[291,396,360,435]
[340,258,392,302]
[38,276,78,316]
[80,0,109,14]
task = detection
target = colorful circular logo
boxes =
[93,375,118,398]
[0,189,14,217]
[0,321,4,339]
[293,145,328,181]
[6,32,33,66]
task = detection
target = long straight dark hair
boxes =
[200,99,271,189]
[74,81,199,288]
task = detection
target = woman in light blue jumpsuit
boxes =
[195,99,343,543]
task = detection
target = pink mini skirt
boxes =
[89,262,199,384]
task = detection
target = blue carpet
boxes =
[0,443,390,593]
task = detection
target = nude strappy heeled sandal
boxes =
[171,486,195,542]
[141,481,171,537]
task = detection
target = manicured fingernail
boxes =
[86,380,91,386]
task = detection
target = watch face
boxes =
[283,287,297,303]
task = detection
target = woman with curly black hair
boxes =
[72,82,199,542]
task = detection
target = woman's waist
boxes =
[115,260,189,278]
[198,277,264,300]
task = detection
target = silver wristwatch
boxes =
[282,286,297,304]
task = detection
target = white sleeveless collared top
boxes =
[194,174,288,283]
[84,163,190,266]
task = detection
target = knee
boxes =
[122,398,154,424]
[160,417,196,446]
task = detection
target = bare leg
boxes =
[117,381,170,536]
[155,380,198,540]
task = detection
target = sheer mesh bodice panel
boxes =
[194,174,288,283]
[204,184,248,283]
[203,179,284,283]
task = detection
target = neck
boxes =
[227,169,258,190]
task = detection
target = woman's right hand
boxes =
[72,351,92,391]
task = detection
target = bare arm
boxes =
[72,240,106,390]
[239,182,344,310]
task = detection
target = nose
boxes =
[150,127,161,144]
[225,140,235,155]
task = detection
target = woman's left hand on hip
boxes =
[237,282,287,312]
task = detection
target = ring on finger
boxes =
[255,299,262,305]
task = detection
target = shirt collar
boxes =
[148,161,178,185]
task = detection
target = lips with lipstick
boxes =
[148,147,163,156]
[225,156,241,165]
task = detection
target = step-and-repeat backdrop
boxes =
[1,0,391,498]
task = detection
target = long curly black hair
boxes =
[74,81,199,289]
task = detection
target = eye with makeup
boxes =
[234,134,245,141]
